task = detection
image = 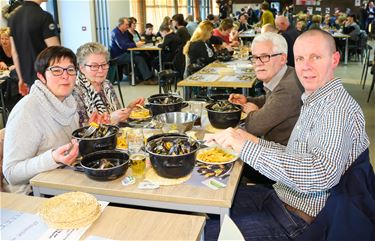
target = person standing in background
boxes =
[8,0,60,96]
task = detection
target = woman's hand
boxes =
[127,97,145,109]
[0,62,8,70]
[110,108,132,124]
[8,65,15,71]
[52,139,79,165]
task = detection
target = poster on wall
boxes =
[315,7,321,12]
[296,0,306,5]
[325,7,330,14]
[355,0,361,7]
[296,0,317,6]
[307,7,313,14]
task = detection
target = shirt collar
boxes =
[301,78,342,104]
[263,65,287,91]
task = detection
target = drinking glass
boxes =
[189,101,204,126]
[127,128,144,154]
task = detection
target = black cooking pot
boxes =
[206,102,242,129]
[208,94,230,103]
[72,125,119,156]
[76,150,130,181]
[146,133,199,178]
[147,94,188,116]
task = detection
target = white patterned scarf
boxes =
[76,72,118,116]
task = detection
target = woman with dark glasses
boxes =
[3,46,80,193]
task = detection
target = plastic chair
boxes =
[218,215,245,241]
[158,69,179,94]
[107,59,125,107]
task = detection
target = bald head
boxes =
[295,29,336,53]
[275,16,290,32]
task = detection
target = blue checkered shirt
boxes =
[240,78,370,217]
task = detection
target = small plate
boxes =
[196,145,239,165]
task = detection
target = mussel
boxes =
[209,101,241,112]
[148,137,197,156]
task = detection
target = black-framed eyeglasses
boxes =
[46,66,77,76]
[84,63,110,71]
[248,53,283,64]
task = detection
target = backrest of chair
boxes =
[358,31,368,49]
[106,60,119,84]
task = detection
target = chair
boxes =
[158,69,179,94]
[0,79,8,127]
[360,44,373,87]
[218,215,245,241]
[368,67,374,102]
[348,31,368,62]
[107,59,125,107]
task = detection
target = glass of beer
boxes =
[141,36,145,42]
[130,153,146,178]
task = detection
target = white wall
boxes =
[108,0,131,30]
[57,0,96,52]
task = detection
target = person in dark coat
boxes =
[275,15,300,67]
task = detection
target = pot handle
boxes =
[163,160,184,168]
[181,102,189,109]
[73,163,85,172]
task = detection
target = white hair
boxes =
[251,32,288,55]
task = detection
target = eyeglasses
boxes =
[84,63,110,71]
[47,66,77,76]
[248,53,283,64]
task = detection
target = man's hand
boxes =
[242,102,259,114]
[18,79,29,96]
[136,41,145,47]
[52,139,79,165]
[228,93,247,105]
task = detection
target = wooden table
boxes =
[239,29,257,39]
[30,160,243,226]
[178,61,256,100]
[1,192,205,240]
[128,44,162,86]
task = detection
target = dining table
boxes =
[1,192,205,240]
[178,60,256,100]
[30,122,244,227]
[331,32,351,65]
[128,43,162,86]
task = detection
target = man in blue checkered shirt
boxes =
[205,29,370,240]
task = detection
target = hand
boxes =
[204,128,247,153]
[136,41,145,47]
[242,102,259,114]
[8,65,15,71]
[52,139,79,165]
[18,79,29,96]
[127,97,145,109]
[0,62,8,70]
[110,108,132,124]
[228,93,247,105]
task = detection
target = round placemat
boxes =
[145,168,192,186]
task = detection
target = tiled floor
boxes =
[117,60,374,168]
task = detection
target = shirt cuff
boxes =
[240,140,263,168]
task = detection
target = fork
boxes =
[64,124,98,156]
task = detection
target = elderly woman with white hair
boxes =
[73,42,144,126]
